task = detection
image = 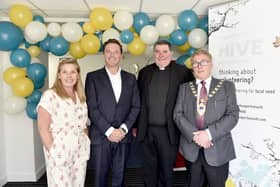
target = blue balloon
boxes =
[10,48,31,68]
[186,47,197,56]
[49,36,69,56]
[24,40,39,48]
[198,16,208,33]
[120,30,134,44]
[40,35,52,52]
[0,21,24,51]
[33,15,45,23]
[34,79,45,89]
[170,30,188,46]
[133,12,150,33]
[27,63,47,83]
[26,102,38,120]
[176,54,189,65]
[26,90,42,103]
[178,10,199,31]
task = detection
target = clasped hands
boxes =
[193,130,213,149]
[108,128,126,143]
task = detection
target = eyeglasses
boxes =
[192,60,209,68]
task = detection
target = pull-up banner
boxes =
[209,0,280,186]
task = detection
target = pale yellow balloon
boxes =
[27,46,41,57]
[177,41,191,52]
[83,22,95,34]
[9,4,33,28]
[226,178,236,187]
[12,77,34,97]
[90,7,113,30]
[127,37,146,56]
[81,34,101,54]
[3,67,26,85]
[69,42,86,59]
[184,57,192,69]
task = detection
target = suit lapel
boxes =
[101,68,117,105]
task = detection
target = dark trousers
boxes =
[92,142,130,187]
[141,126,178,187]
[185,149,229,187]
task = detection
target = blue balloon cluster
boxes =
[0,21,24,51]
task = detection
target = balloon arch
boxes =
[0,4,208,120]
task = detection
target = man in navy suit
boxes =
[174,49,239,187]
[85,39,140,187]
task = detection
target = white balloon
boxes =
[140,25,159,45]
[61,22,83,42]
[25,21,47,42]
[4,95,27,114]
[114,10,133,31]
[188,28,208,49]
[144,45,154,57]
[47,22,61,37]
[102,28,120,44]
[155,15,176,36]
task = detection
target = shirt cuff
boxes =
[205,129,212,141]
[105,127,115,137]
[120,123,128,134]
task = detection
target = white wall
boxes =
[0,52,7,187]
[1,50,45,184]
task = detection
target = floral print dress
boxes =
[38,89,90,187]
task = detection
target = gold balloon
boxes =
[3,67,26,85]
[177,41,191,52]
[27,46,41,57]
[226,178,236,187]
[12,77,34,97]
[81,34,101,54]
[127,37,146,56]
[69,42,86,59]
[90,7,113,30]
[83,22,95,34]
[9,4,33,28]
[184,57,192,69]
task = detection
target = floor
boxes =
[4,168,188,187]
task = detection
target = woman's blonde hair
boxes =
[51,57,86,102]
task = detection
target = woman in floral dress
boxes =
[37,58,90,187]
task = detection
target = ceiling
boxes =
[0,0,234,21]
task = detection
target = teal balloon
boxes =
[34,79,45,89]
[176,54,189,65]
[120,30,134,44]
[26,90,42,103]
[27,63,47,83]
[178,10,199,31]
[186,47,197,56]
[133,12,150,33]
[0,21,24,51]
[10,48,31,68]
[170,30,187,46]
[49,36,69,56]
[33,15,45,23]
[26,102,38,120]
[40,35,52,52]
[198,16,208,33]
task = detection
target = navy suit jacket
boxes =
[85,67,140,145]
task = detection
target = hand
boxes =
[108,129,125,143]
[193,130,213,149]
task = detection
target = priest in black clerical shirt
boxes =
[136,40,194,187]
